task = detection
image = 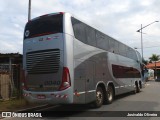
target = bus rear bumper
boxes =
[23,88,73,104]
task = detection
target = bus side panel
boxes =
[85,60,96,103]
[74,60,86,104]
[73,42,141,103]
[73,39,115,104]
[73,39,100,104]
[107,52,140,95]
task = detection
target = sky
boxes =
[0,0,160,60]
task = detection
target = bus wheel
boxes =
[93,87,104,108]
[132,85,137,94]
[136,84,140,93]
[105,85,114,104]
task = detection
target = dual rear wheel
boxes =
[93,85,114,108]
[94,82,141,108]
[132,82,141,94]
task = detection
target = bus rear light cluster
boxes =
[59,67,71,91]
[51,94,68,99]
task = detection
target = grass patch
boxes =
[0,98,41,111]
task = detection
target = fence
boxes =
[0,74,11,100]
[0,53,22,101]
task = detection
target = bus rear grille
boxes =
[26,49,60,74]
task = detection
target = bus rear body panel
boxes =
[23,13,74,104]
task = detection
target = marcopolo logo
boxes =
[25,30,30,37]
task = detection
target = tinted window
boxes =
[112,64,141,78]
[136,51,142,62]
[86,26,96,46]
[24,14,63,39]
[96,31,109,50]
[71,17,87,44]
[132,51,138,61]
[119,44,127,57]
[126,47,133,58]
[71,17,138,61]
[126,47,137,60]
[109,38,115,53]
[114,41,119,54]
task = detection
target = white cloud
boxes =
[0,0,160,59]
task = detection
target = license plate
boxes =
[37,94,46,99]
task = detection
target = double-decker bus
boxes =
[22,12,143,108]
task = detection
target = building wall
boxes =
[0,53,22,100]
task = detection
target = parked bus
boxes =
[22,12,143,108]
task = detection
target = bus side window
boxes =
[109,38,115,53]
[132,51,138,61]
[71,17,87,44]
[127,47,138,60]
[96,31,109,51]
[126,47,133,59]
[114,41,119,54]
[119,43,127,57]
[86,26,96,47]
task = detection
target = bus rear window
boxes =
[24,14,63,39]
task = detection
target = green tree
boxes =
[149,54,160,79]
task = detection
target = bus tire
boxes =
[105,85,114,104]
[136,84,140,93]
[132,85,137,94]
[93,87,104,108]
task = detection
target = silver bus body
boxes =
[23,12,143,105]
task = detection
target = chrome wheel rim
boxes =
[96,91,103,105]
[108,88,113,101]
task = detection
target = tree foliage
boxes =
[149,54,160,62]
[149,54,160,79]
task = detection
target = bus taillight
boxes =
[59,67,71,91]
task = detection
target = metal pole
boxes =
[137,21,159,60]
[155,61,157,79]
[141,24,143,60]
[28,0,31,21]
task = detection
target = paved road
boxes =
[3,80,160,120]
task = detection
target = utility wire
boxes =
[135,46,160,49]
